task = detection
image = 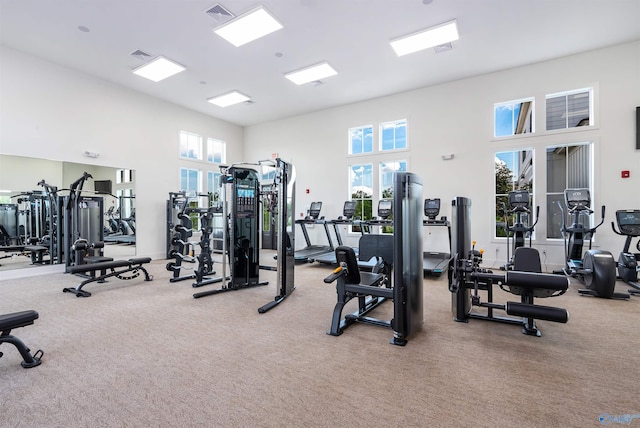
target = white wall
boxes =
[245,41,640,270]
[2,42,638,268]
[0,46,245,259]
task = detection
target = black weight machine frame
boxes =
[611,209,640,296]
[194,158,297,314]
[324,172,424,346]
[449,197,570,337]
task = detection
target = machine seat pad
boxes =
[67,257,152,274]
[24,245,47,252]
[505,270,569,291]
[0,310,39,331]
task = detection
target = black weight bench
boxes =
[0,310,43,368]
[63,257,153,297]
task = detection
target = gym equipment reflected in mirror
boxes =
[0,154,136,273]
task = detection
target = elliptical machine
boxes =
[500,190,539,270]
[611,209,640,296]
[558,188,628,299]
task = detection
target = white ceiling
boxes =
[1,0,639,127]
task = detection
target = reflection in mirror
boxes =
[0,155,136,273]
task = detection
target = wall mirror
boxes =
[0,154,136,273]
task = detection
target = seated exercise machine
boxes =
[558,188,628,299]
[611,209,640,296]
[449,197,569,336]
[500,190,539,270]
[422,198,452,275]
[0,310,43,368]
[63,257,153,297]
[324,172,423,346]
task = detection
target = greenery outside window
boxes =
[349,163,373,232]
[379,160,406,233]
[495,149,534,238]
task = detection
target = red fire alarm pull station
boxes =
[621,170,630,178]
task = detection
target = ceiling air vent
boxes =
[434,43,453,53]
[205,4,234,24]
[130,49,152,61]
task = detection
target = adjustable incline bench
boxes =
[63,257,153,297]
[0,310,43,368]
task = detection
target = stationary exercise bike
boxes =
[558,188,628,299]
[611,209,640,296]
[500,190,539,270]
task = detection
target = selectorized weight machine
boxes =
[449,197,569,336]
[194,158,296,314]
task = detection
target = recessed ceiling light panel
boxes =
[284,62,338,86]
[214,6,282,47]
[390,20,459,57]
[132,56,186,82]
[208,91,251,107]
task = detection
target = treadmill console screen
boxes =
[424,198,441,219]
[309,201,322,219]
[343,201,357,218]
[378,199,392,219]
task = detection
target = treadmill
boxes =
[314,201,358,265]
[422,198,452,275]
[294,202,334,263]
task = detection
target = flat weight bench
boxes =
[0,310,43,368]
[63,257,153,297]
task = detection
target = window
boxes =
[546,143,592,239]
[494,98,534,137]
[349,164,373,231]
[207,138,226,163]
[379,160,406,233]
[380,120,407,151]
[380,161,407,199]
[546,88,592,131]
[116,169,133,184]
[207,171,221,201]
[180,131,203,160]
[349,126,373,155]
[495,149,534,238]
[180,167,200,196]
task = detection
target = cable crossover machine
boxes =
[193,158,296,314]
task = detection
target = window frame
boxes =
[179,130,203,161]
[494,97,535,138]
[379,119,407,152]
[207,138,226,164]
[348,125,374,155]
[545,87,593,131]
[545,141,594,240]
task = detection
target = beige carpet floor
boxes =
[1,258,638,427]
